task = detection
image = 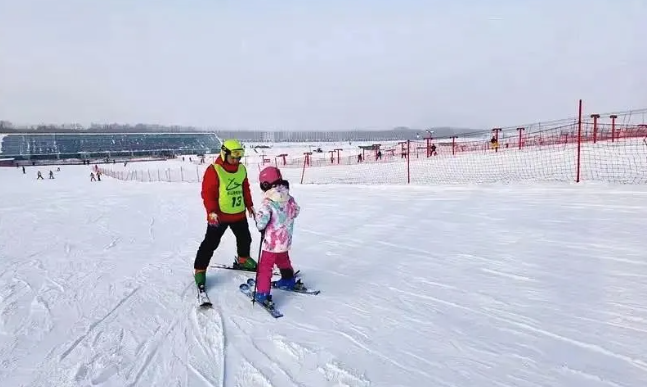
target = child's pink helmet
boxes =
[259,166,283,191]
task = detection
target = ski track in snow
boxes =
[1,166,647,386]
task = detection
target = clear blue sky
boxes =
[0,0,645,131]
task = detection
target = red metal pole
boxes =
[576,99,583,183]
[406,139,411,184]
[517,127,524,149]
[610,114,617,142]
[492,128,502,152]
[591,114,600,143]
[451,136,456,155]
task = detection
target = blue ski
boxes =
[239,279,283,318]
[271,279,320,295]
[244,278,319,296]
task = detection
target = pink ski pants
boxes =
[256,250,293,294]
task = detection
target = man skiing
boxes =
[194,139,256,300]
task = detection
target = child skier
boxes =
[253,166,302,307]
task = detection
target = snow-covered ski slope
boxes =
[2,163,647,387]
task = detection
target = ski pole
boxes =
[251,230,264,307]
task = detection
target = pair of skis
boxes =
[197,265,314,317]
[239,278,320,318]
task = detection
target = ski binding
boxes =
[197,286,212,308]
[239,279,283,318]
[272,279,320,295]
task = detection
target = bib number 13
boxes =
[231,196,243,207]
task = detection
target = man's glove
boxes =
[207,212,219,226]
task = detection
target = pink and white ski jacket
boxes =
[254,185,300,253]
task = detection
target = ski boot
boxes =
[272,268,304,290]
[253,292,275,309]
[194,270,206,289]
[194,270,211,307]
[272,277,306,291]
[232,256,258,271]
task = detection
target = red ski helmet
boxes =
[259,166,282,191]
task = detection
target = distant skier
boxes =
[48,170,54,179]
[90,172,96,181]
[193,139,256,294]
[36,171,43,180]
[252,166,302,308]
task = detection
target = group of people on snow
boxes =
[194,139,302,308]
[34,168,59,180]
[90,171,102,181]
[28,166,101,182]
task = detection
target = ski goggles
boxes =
[227,148,245,158]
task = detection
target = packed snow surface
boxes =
[1,164,647,386]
